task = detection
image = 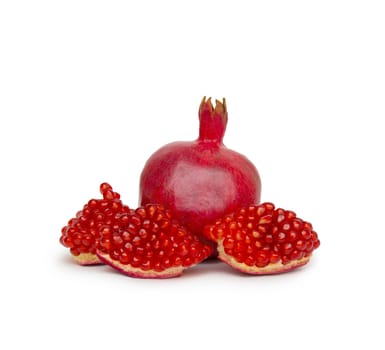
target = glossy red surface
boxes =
[139,98,261,238]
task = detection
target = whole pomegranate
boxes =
[139,97,261,242]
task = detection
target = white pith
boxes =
[73,253,102,265]
[217,239,311,275]
[97,251,188,278]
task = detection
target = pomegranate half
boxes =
[139,97,261,243]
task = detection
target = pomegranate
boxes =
[139,97,261,245]
[96,204,213,278]
[203,203,320,274]
[60,183,131,265]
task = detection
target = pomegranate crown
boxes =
[198,97,228,144]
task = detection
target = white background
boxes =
[1,1,384,349]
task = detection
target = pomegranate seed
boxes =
[203,202,320,274]
[60,183,131,265]
[96,204,213,278]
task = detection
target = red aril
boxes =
[203,203,320,274]
[139,97,261,245]
[96,204,213,278]
[60,183,131,265]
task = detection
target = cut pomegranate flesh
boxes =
[203,203,320,274]
[96,204,213,278]
[60,183,131,265]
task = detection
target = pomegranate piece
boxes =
[203,203,320,274]
[96,204,213,278]
[139,97,261,243]
[60,183,131,265]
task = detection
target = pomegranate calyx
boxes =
[198,96,228,144]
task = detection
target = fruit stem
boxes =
[198,97,228,145]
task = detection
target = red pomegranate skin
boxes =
[139,98,261,239]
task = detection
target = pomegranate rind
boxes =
[72,253,102,266]
[97,251,193,279]
[217,240,311,275]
